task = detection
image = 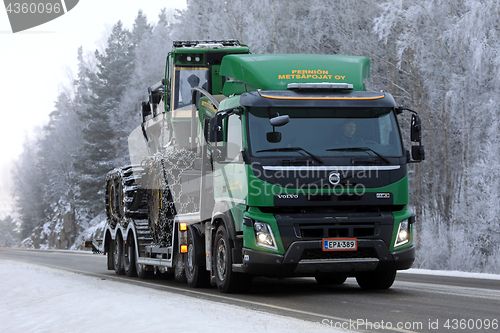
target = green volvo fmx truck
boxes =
[91,40,425,293]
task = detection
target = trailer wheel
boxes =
[315,274,347,285]
[185,227,210,288]
[356,270,397,290]
[106,234,114,270]
[214,225,252,293]
[135,247,153,279]
[113,235,125,275]
[136,261,153,279]
[123,233,137,277]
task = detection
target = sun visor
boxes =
[220,54,370,91]
[239,91,398,108]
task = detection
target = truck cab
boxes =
[207,54,423,289]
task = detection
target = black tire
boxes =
[185,226,210,288]
[214,225,252,293]
[106,180,118,229]
[106,238,114,270]
[315,274,348,285]
[135,255,154,279]
[123,233,137,277]
[113,235,125,275]
[134,239,154,279]
[136,263,153,279]
[115,178,124,219]
[356,270,397,290]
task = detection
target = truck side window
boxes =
[226,114,242,161]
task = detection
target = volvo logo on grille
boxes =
[328,172,341,185]
[277,194,299,199]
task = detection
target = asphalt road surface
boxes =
[1,248,499,333]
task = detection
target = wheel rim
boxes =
[216,238,227,282]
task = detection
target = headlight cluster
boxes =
[394,219,410,248]
[253,221,278,251]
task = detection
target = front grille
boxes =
[337,194,363,201]
[300,247,378,261]
[307,194,332,202]
[299,223,377,239]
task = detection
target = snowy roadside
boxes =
[400,268,500,280]
[0,260,352,333]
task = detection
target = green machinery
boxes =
[97,40,424,293]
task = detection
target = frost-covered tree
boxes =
[12,135,49,239]
[172,0,380,56]
[0,215,19,247]
[76,21,135,214]
[374,0,500,272]
[117,10,173,152]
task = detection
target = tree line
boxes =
[12,0,500,273]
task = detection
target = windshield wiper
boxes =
[256,147,324,164]
[326,147,390,164]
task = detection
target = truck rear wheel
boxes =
[185,227,210,288]
[214,225,252,293]
[113,235,125,275]
[123,233,137,277]
[356,270,397,289]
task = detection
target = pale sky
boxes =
[0,0,187,198]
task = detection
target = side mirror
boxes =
[211,146,226,162]
[150,91,162,105]
[209,114,224,142]
[267,132,282,143]
[411,145,425,161]
[141,101,151,122]
[411,114,422,142]
[270,115,290,127]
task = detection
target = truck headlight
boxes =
[254,221,278,251]
[394,219,410,248]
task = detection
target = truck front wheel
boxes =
[214,225,252,293]
[356,270,397,289]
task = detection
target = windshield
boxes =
[172,67,209,110]
[247,107,403,158]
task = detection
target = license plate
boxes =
[322,238,357,251]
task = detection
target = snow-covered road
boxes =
[0,260,350,333]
